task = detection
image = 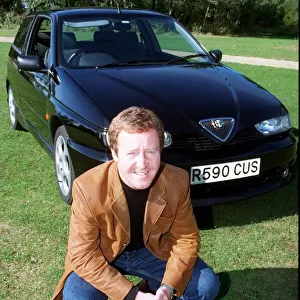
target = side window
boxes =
[147,20,194,55]
[128,20,142,43]
[14,17,34,51]
[28,18,51,59]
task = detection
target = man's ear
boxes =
[111,148,119,162]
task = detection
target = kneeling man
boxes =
[52,106,220,300]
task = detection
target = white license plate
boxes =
[190,158,261,185]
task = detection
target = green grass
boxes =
[193,34,299,61]
[0,41,298,299]
[0,28,18,37]
[155,33,298,61]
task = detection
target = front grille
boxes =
[231,127,263,144]
[200,118,234,141]
[166,127,264,152]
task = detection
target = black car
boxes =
[6,7,297,205]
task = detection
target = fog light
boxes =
[282,167,289,178]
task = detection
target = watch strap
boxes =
[160,283,175,299]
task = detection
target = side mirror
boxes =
[209,49,222,63]
[17,55,47,72]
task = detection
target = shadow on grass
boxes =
[208,30,298,39]
[292,127,298,137]
[216,268,298,300]
[193,172,298,229]
[213,172,298,228]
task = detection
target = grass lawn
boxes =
[0,41,298,299]
[153,33,298,61]
[193,34,299,61]
[0,28,18,37]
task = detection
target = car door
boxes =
[7,16,35,117]
[17,16,52,144]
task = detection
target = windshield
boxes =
[59,16,209,68]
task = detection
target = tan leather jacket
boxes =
[52,161,200,300]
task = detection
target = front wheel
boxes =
[8,87,22,130]
[54,126,75,204]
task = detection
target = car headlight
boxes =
[255,114,292,136]
[164,131,172,148]
[99,130,110,147]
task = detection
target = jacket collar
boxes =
[108,162,167,241]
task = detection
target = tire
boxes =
[8,87,22,130]
[54,126,75,204]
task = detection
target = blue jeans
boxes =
[63,247,220,300]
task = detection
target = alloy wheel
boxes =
[55,135,72,198]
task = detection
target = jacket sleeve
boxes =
[162,173,200,296]
[68,180,133,300]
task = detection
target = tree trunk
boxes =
[152,0,156,10]
[168,0,174,15]
[202,3,210,32]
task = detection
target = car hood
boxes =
[64,63,285,133]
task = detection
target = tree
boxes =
[25,0,298,36]
[282,0,298,27]
[0,0,24,13]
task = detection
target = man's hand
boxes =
[154,286,171,300]
[135,291,157,299]
[135,286,171,300]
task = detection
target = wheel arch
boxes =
[50,115,64,144]
[6,79,10,94]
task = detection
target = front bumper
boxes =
[67,132,297,206]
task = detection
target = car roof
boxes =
[26,7,169,19]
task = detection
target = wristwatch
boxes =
[160,283,175,299]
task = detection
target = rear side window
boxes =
[14,17,34,50]
[28,18,51,58]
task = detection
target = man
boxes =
[52,106,220,300]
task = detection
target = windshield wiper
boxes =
[95,61,130,68]
[165,53,207,65]
[96,58,169,68]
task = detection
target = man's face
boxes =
[111,129,161,190]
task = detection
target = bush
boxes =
[0,11,23,29]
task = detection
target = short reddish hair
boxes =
[108,106,164,152]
